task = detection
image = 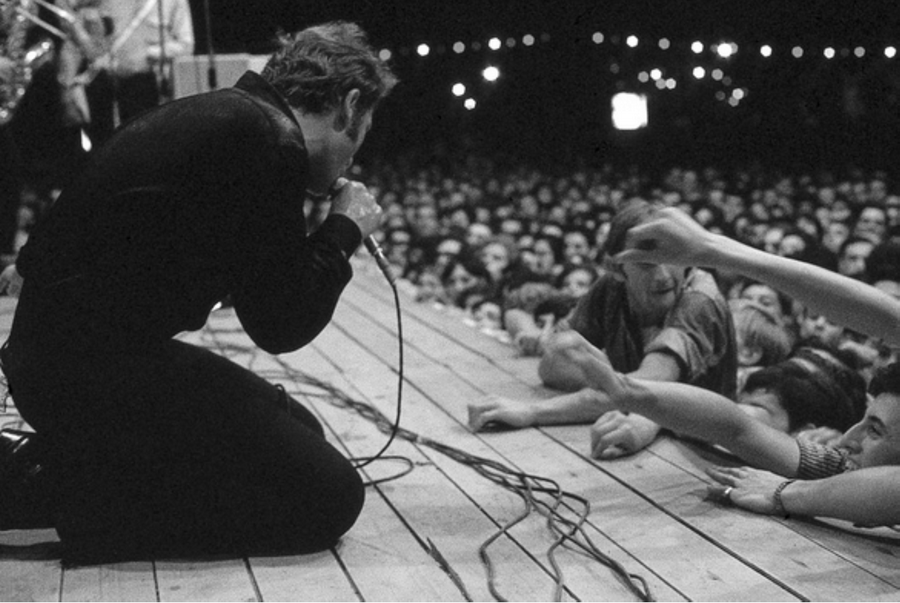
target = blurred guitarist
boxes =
[96,0,194,130]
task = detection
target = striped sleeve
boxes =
[796,438,851,479]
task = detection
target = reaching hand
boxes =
[329,179,383,240]
[513,328,545,356]
[467,395,537,432]
[0,265,23,297]
[589,411,660,459]
[705,465,789,515]
[613,207,715,268]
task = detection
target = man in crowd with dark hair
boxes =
[837,236,876,281]
[736,360,857,435]
[0,21,396,563]
[469,199,737,458]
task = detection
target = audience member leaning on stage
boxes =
[584,206,900,525]
[469,199,738,458]
[0,22,396,564]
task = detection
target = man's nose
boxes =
[654,264,677,280]
[836,421,865,451]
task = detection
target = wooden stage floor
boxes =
[1,261,899,602]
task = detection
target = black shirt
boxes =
[11,72,361,355]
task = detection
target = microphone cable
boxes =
[348,241,403,471]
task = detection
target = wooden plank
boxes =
[548,426,900,602]
[154,558,257,602]
[61,561,159,602]
[0,529,63,602]
[349,267,532,373]
[644,436,900,594]
[247,552,358,602]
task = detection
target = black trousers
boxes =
[1,337,365,564]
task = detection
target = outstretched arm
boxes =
[707,465,900,526]
[615,207,900,346]
[467,388,614,432]
[548,332,801,474]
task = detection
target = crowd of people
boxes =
[342,151,899,377]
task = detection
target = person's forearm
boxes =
[612,377,799,475]
[780,467,900,525]
[531,389,613,425]
[616,379,745,443]
[705,233,900,346]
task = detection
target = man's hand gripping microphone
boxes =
[328,177,396,286]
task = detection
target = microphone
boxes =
[364,236,396,286]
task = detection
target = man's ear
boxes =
[335,89,361,132]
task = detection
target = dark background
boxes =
[191,1,900,172]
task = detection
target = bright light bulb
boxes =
[483,65,500,82]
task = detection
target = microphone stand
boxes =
[203,0,217,89]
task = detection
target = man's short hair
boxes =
[602,198,657,258]
[745,362,857,432]
[261,21,398,116]
[870,362,900,398]
[791,341,869,420]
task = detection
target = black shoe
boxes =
[0,429,54,530]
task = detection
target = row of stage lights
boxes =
[381,32,900,61]
[378,32,900,111]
